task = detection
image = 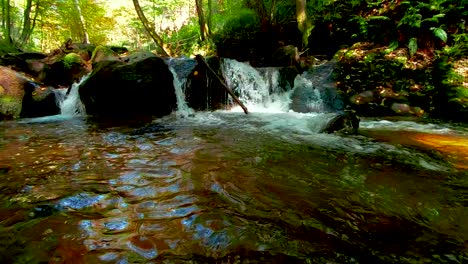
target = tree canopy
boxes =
[0,0,465,59]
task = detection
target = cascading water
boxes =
[218,58,348,133]
[55,74,88,116]
[2,58,466,263]
[221,59,293,113]
[169,66,194,118]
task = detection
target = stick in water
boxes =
[195,54,249,114]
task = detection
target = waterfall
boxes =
[166,58,195,118]
[169,66,194,118]
[221,59,343,114]
[55,74,88,116]
[221,59,292,113]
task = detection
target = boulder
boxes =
[90,45,121,65]
[79,54,176,117]
[290,60,344,113]
[320,110,360,135]
[40,52,91,87]
[0,66,59,120]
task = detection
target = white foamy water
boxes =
[57,74,89,116]
[222,59,293,113]
[168,64,194,118]
[360,119,468,135]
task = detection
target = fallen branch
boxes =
[195,54,248,114]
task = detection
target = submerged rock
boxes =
[320,110,360,134]
[79,54,176,117]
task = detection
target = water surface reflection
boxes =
[0,115,467,263]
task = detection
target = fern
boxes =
[408,37,418,56]
[431,27,448,42]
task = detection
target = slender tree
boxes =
[207,0,212,36]
[73,0,89,44]
[1,0,4,31]
[20,0,39,45]
[296,0,308,47]
[195,0,207,41]
[3,0,11,43]
[132,0,169,56]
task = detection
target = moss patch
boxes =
[63,53,83,69]
[0,95,22,118]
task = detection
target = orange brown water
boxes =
[0,115,467,263]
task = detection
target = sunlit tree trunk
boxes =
[296,0,308,47]
[73,0,89,44]
[3,0,12,43]
[20,0,34,45]
[195,0,207,41]
[207,0,212,36]
[270,0,277,23]
[132,0,169,56]
[1,0,4,31]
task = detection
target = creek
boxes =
[0,59,467,263]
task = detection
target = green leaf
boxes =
[385,41,399,53]
[408,37,418,56]
[432,14,445,21]
[367,16,390,21]
[431,27,448,42]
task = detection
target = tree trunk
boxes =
[73,0,89,44]
[195,0,207,41]
[132,0,169,56]
[207,0,213,36]
[1,0,4,31]
[20,0,33,45]
[4,0,11,43]
[270,0,277,23]
[296,0,308,47]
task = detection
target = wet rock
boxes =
[29,204,58,218]
[79,54,176,117]
[40,52,91,86]
[290,60,344,113]
[0,66,59,119]
[0,164,11,173]
[0,52,47,74]
[90,45,121,65]
[350,90,374,105]
[184,56,228,111]
[391,103,425,117]
[20,82,60,118]
[320,110,360,134]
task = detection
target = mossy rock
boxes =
[90,45,120,64]
[63,53,83,69]
[0,95,22,119]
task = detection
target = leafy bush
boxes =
[308,0,467,57]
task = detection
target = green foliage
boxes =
[408,37,418,56]
[308,0,466,57]
[221,9,261,36]
[431,27,448,42]
[213,8,261,47]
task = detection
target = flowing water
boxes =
[0,61,467,263]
